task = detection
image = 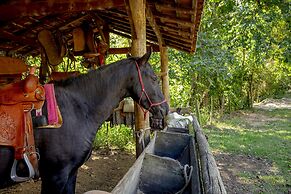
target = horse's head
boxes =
[130,51,169,120]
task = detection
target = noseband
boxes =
[135,61,167,118]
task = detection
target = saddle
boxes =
[0,74,45,182]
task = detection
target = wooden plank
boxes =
[108,45,159,54]
[109,26,131,37]
[154,3,195,14]
[164,38,192,48]
[166,43,190,52]
[160,26,191,37]
[125,0,137,39]
[146,4,165,46]
[98,14,130,27]
[108,29,131,39]
[161,29,190,40]
[58,14,90,31]
[0,30,37,48]
[192,116,227,194]
[155,14,194,28]
[191,0,204,53]
[0,0,125,21]
[162,33,192,43]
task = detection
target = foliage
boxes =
[164,0,290,122]
[93,124,135,151]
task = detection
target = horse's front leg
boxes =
[62,169,78,194]
[41,167,72,194]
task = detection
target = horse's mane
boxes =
[53,57,136,89]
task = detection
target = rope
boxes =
[175,164,193,194]
[135,127,151,150]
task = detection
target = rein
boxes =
[134,61,167,118]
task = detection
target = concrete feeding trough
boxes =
[112,131,201,194]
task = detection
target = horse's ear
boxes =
[137,50,152,66]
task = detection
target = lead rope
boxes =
[175,164,193,194]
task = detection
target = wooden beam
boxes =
[58,14,90,31]
[160,28,191,38]
[105,9,128,18]
[191,0,205,53]
[154,3,195,14]
[0,30,38,48]
[109,26,131,37]
[125,0,137,40]
[98,14,130,27]
[108,29,132,40]
[146,4,165,46]
[155,14,195,28]
[0,0,125,21]
[108,45,159,54]
[108,21,132,32]
[166,42,191,52]
[129,0,149,158]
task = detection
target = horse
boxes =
[0,51,169,194]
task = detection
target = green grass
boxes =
[204,108,291,193]
[93,124,135,152]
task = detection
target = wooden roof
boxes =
[0,0,204,57]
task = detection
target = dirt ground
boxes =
[0,150,135,194]
[213,97,291,194]
[0,98,290,194]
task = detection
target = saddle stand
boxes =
[0,73,45,182]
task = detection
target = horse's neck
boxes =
[58,61,132,126]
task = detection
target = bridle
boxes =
[134,61,167,118]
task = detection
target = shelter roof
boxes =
[0,0,204,57]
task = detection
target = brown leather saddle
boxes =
[0,74,45,182]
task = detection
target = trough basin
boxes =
[112,131,201,194]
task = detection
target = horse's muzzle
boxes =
[151,102,169,119]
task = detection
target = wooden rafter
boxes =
[154,3,195,14]
[0,0,205,55]
[0,30,37,48]
[190,0,204,52]
[146,4,165,46]
[155,14,195,28]
[108,45,159,54]
[160,26,191,37]
[0,0,125,21]
[124,0,137,39]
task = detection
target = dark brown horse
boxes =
[0,51,169,194]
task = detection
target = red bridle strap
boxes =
[135,61,167,119]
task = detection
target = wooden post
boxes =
[128,0,150,158]
[160,46,170,106]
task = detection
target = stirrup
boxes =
[10,153,35,182]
